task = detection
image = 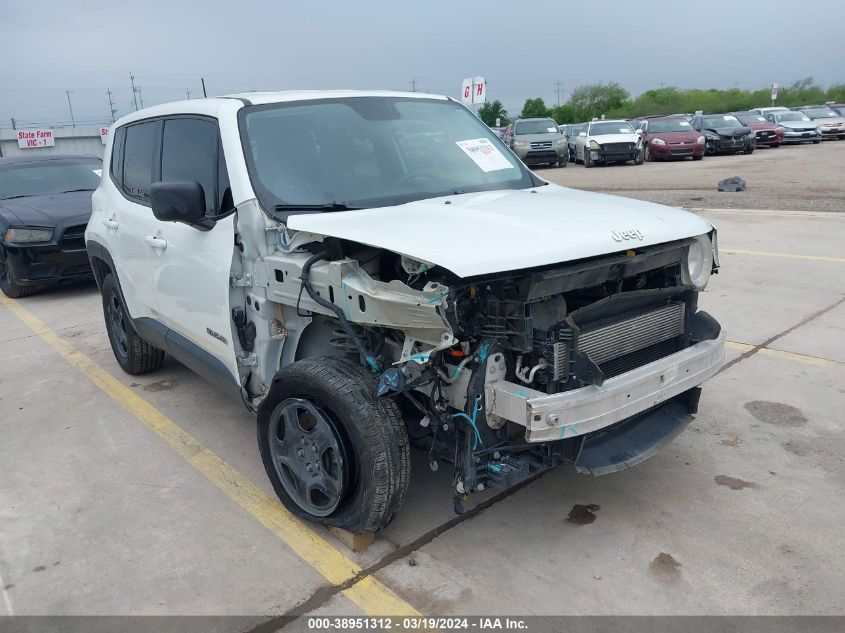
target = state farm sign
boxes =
[100,126,110,144]
[18,129,56,149]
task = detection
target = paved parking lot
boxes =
[1,146,844,620]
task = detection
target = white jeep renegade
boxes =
[86,91,725,533]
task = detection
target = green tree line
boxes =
[477,78,845,126]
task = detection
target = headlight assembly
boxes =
[746,131,756,139]
[696,136,705,144]
[4,227,54,244]
[589,140,600,150]
[651,138,667,145]
[682,234,714,290]
[513,140,528,148]
[553,138,566,146]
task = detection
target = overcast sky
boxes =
[0,0,840,127]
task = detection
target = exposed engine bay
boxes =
[250,233,722,513]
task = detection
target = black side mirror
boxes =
[151,181,213,229]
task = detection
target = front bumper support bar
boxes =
[485,331,726,443]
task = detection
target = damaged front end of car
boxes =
[252,225,724,514]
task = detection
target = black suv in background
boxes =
[0,155,101,298]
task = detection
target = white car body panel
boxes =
[287,184,713,278]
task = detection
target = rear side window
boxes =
[122,121,159,203]
[161,118,218,215]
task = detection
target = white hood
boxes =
[286,184,713,278]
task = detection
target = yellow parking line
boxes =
[727,340,842,367]
[721,248,845,263]
[0,295,419,617]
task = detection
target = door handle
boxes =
[102,217,119,230]
[144,235,168,251]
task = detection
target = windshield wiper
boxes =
[274,202,363,214]
[58,188,96,194]
[0,195,31,200]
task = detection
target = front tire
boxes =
[0,256,35,299]
[583,149,593,168]
[101,274,166,375]
[258,357,410,533]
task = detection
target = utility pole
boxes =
[554,81,564,107]
[65,90,76,126]
[201,77,207,98]
[107,89,117,123]
[137,86,145,108]
[186,88,192,99]
[409,78,418,92]
[130,72,139,110]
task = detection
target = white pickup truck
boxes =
[86,90,724,533]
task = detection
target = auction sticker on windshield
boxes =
[455,138,514,172]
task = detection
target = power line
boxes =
[137,85,144,108]
[409,78,418,92]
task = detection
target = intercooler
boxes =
[552,302,686,380]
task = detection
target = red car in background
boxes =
[635,115,705,161]
[731,111,783,147]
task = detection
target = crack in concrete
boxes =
[718,294,845,376]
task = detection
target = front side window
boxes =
[161,118,218,215]
[0,159,101,200]
[122,121,159,202]
[239,97,534,216]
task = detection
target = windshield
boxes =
[804,109,838,119]
[239,97,534,213]
[734,113,767,124]
[589,121,634,135]
[514,119,559,135]
[648,119,693,133]
[776,112,811,122]
[0,160,101,200]
[701,115,742,129]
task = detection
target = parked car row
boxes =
[498,102,841,170]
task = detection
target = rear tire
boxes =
[258,357,410,533]
[101,273,166,375]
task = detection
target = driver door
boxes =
[149,116,240,384]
